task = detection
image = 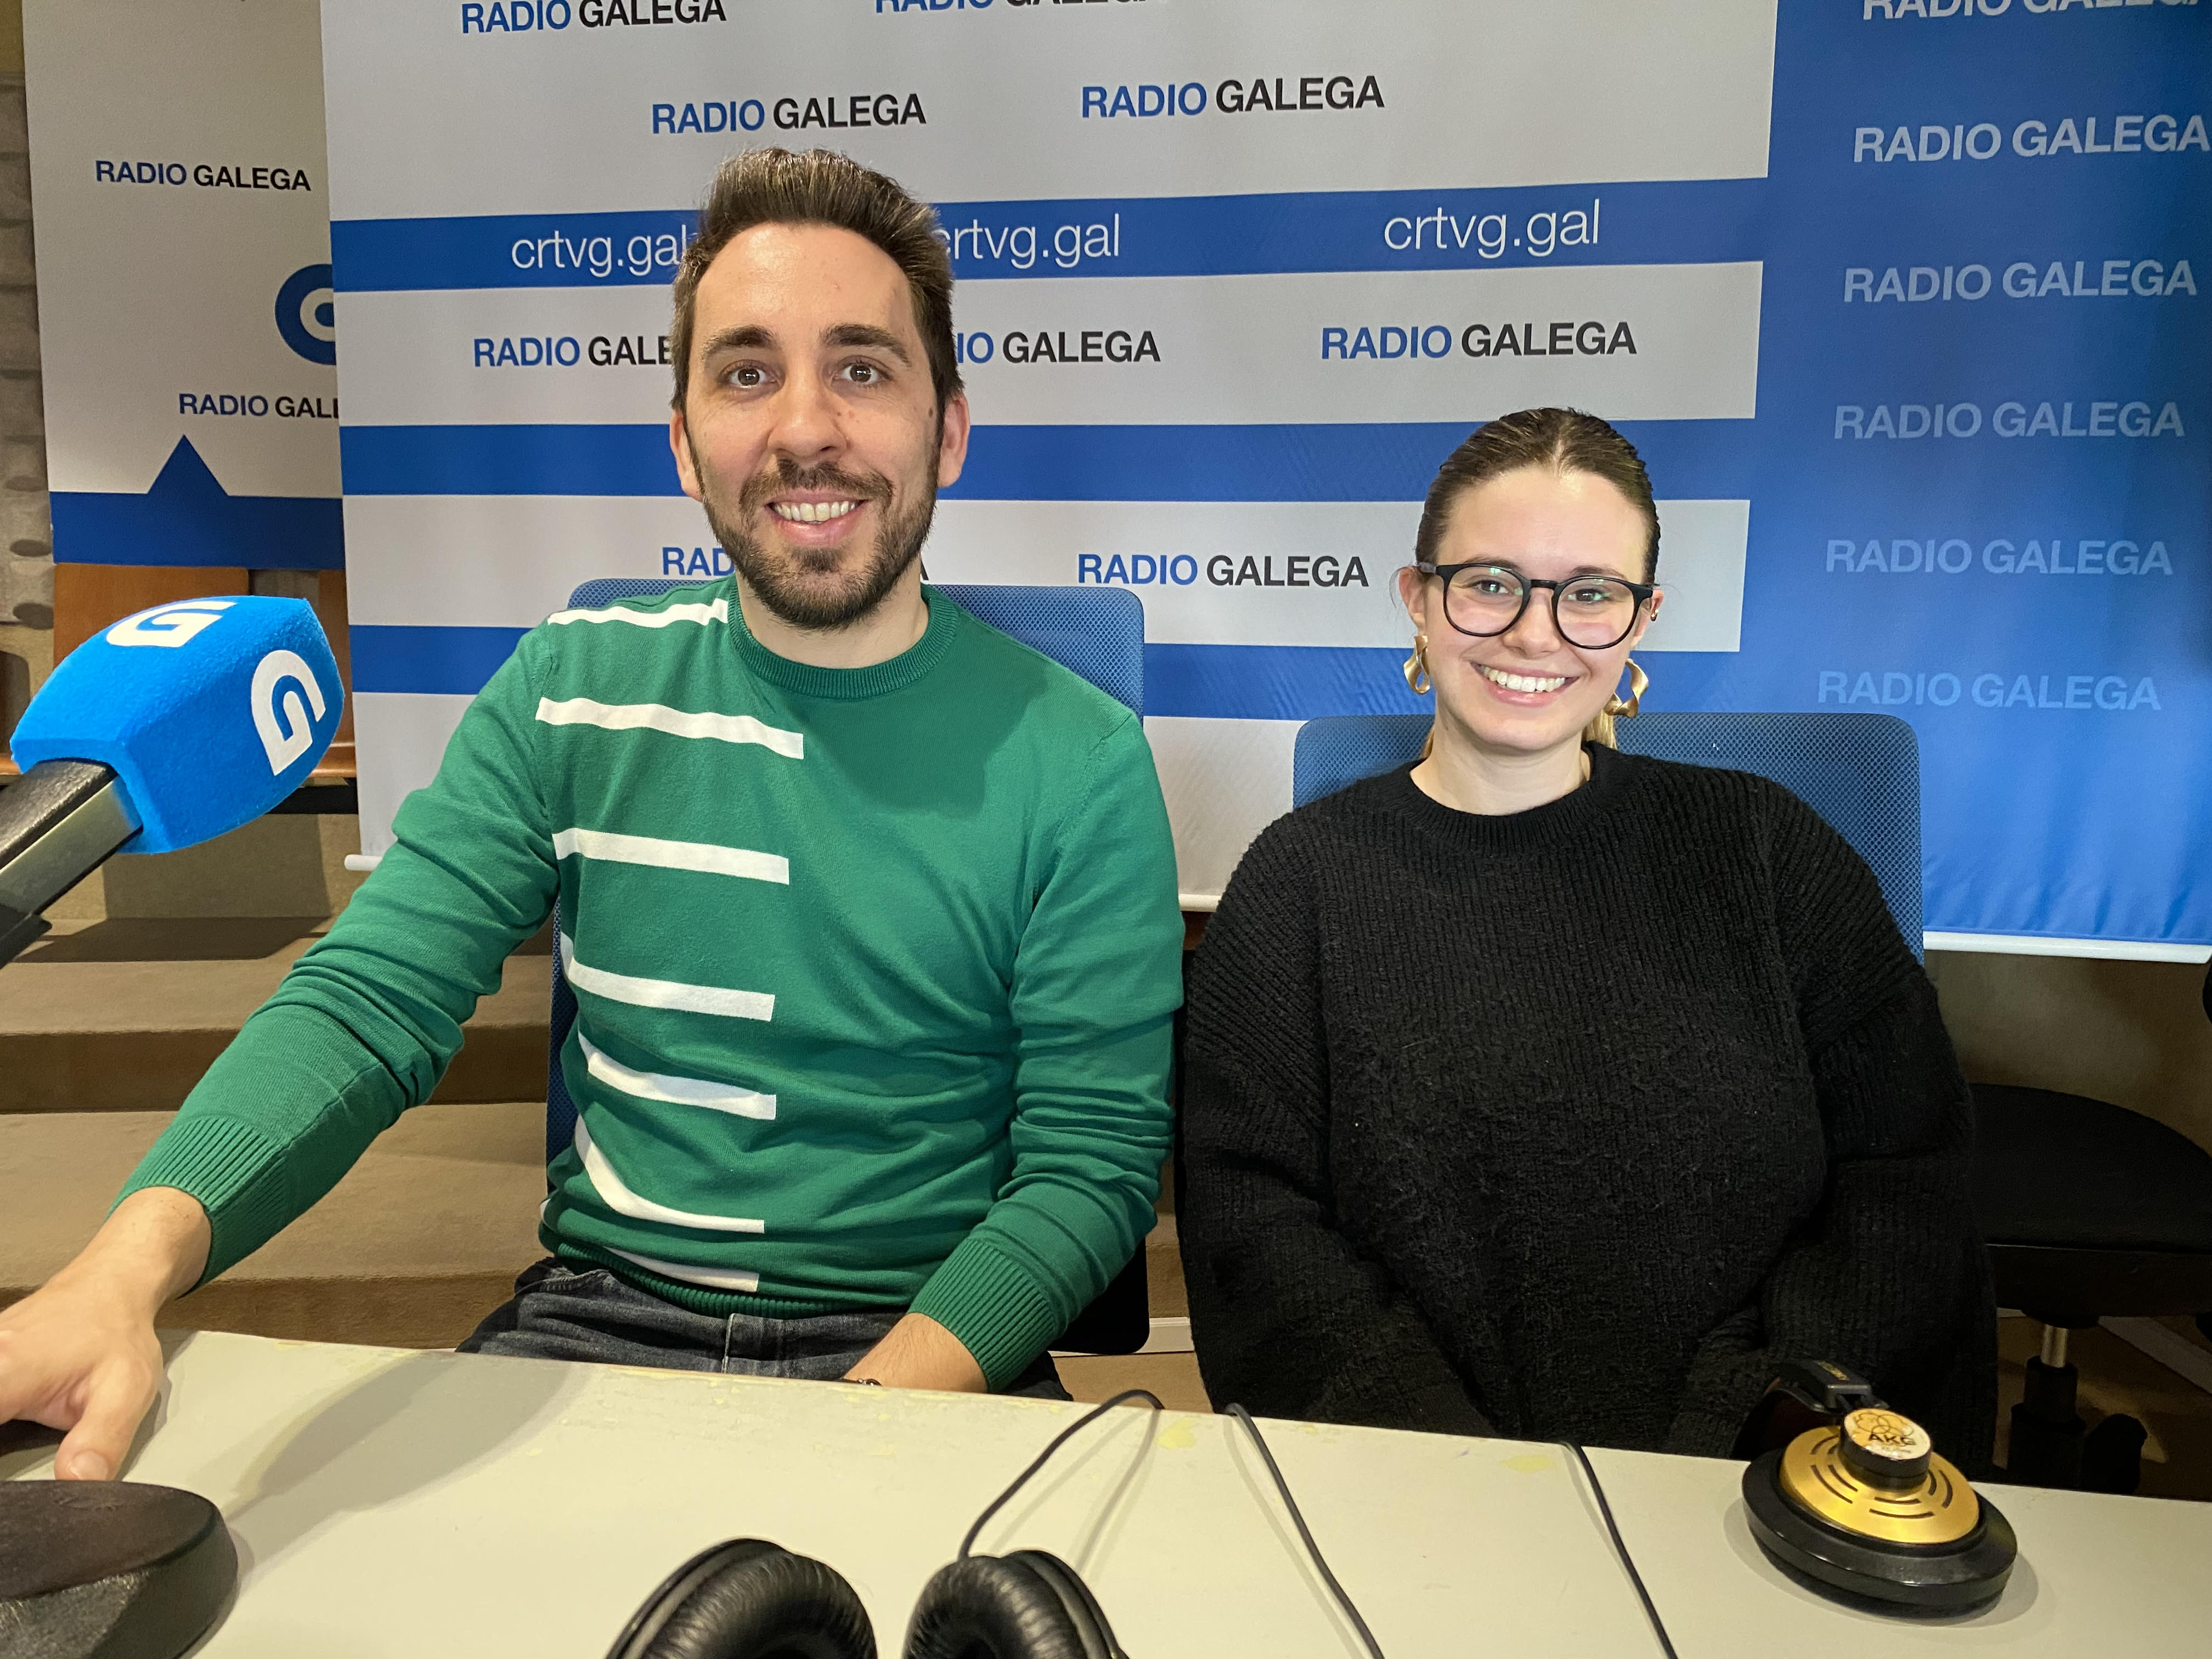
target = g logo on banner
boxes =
[251,648,329,774]
[276,263,337,365]
[106,600,233,648]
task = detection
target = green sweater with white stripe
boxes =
[117,582,1185,1386]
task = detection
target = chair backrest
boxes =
[1290,710,1925,959]
[546,579,1146,1161]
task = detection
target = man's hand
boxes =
[0,1187,211,1480]
[843,1312,986,1393]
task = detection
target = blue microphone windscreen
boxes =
[11,596,345,854]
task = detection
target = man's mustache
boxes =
[737,459,894,515]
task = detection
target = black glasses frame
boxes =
[1414,561,1657,650]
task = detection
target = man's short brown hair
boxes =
[669,148,961,417]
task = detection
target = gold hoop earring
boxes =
[1403,634,1433,697]
[1604,659,1650,719]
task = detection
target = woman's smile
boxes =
[1472,662,1578,702]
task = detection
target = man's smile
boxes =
[751,485,879,552]
[770,497,860,525]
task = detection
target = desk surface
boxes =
[4,1332,2209,1657]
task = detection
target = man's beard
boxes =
[696,450,937,632]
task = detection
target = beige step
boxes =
[0,919,552,1114]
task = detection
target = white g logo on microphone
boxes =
[106,600,234,647]
[251,649,329,775]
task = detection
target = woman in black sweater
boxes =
[1178,408,1996,1465]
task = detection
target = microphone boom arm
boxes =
[0,759,140,966]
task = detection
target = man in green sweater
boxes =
[0,149,1184,1480]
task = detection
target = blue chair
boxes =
[545,579,1152,1355]
[1290,710,1924,958]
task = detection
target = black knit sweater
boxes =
[1178,746,1996,1464]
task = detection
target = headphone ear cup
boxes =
[608,1538,876,1659]
[902,1553,1117,1659]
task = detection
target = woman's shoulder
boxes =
[1253,766,1420,857]
[1211,768,1415,911]
[1610,747,1903,950]
[1605,748,1841,848]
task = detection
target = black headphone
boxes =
[606,1541,1121,1659]
[602,1390,1384,1659]
[1740,1359,2017,1617]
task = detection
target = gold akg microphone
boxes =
[1742,1361,2018,1616]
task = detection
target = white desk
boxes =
[4,1331,2208,1657]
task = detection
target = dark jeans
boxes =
[458,1257,1070,1400]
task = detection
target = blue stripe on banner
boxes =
[343,420,1753,501]
[52,489,345,571]
[352,624,528,695]
[330,179,1764,292]
[341,424,682,497]
[952,420,1756,504]
[333,210,695,294]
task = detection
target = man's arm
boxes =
[107,634,561,1283]
[902,715,1184,1391]
[0,633,562,1466]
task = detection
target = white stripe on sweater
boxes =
[577,1029,777,1120]
[535,697,804,758]
[560,932,774,1022]
[548,599,727,628]
[553,827,788,885]
[573,1116,765,1234]
[606,1247,761,1294]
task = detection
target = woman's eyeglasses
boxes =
[1414,561,1656,651]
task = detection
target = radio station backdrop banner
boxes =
[25,0,340,571]
[322,0,2210,946]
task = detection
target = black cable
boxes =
[960,1390,1384,1656]
[1562,1443,1679,1659]
[958,1388,1163,1560]
[1225,1403,1386,1659]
